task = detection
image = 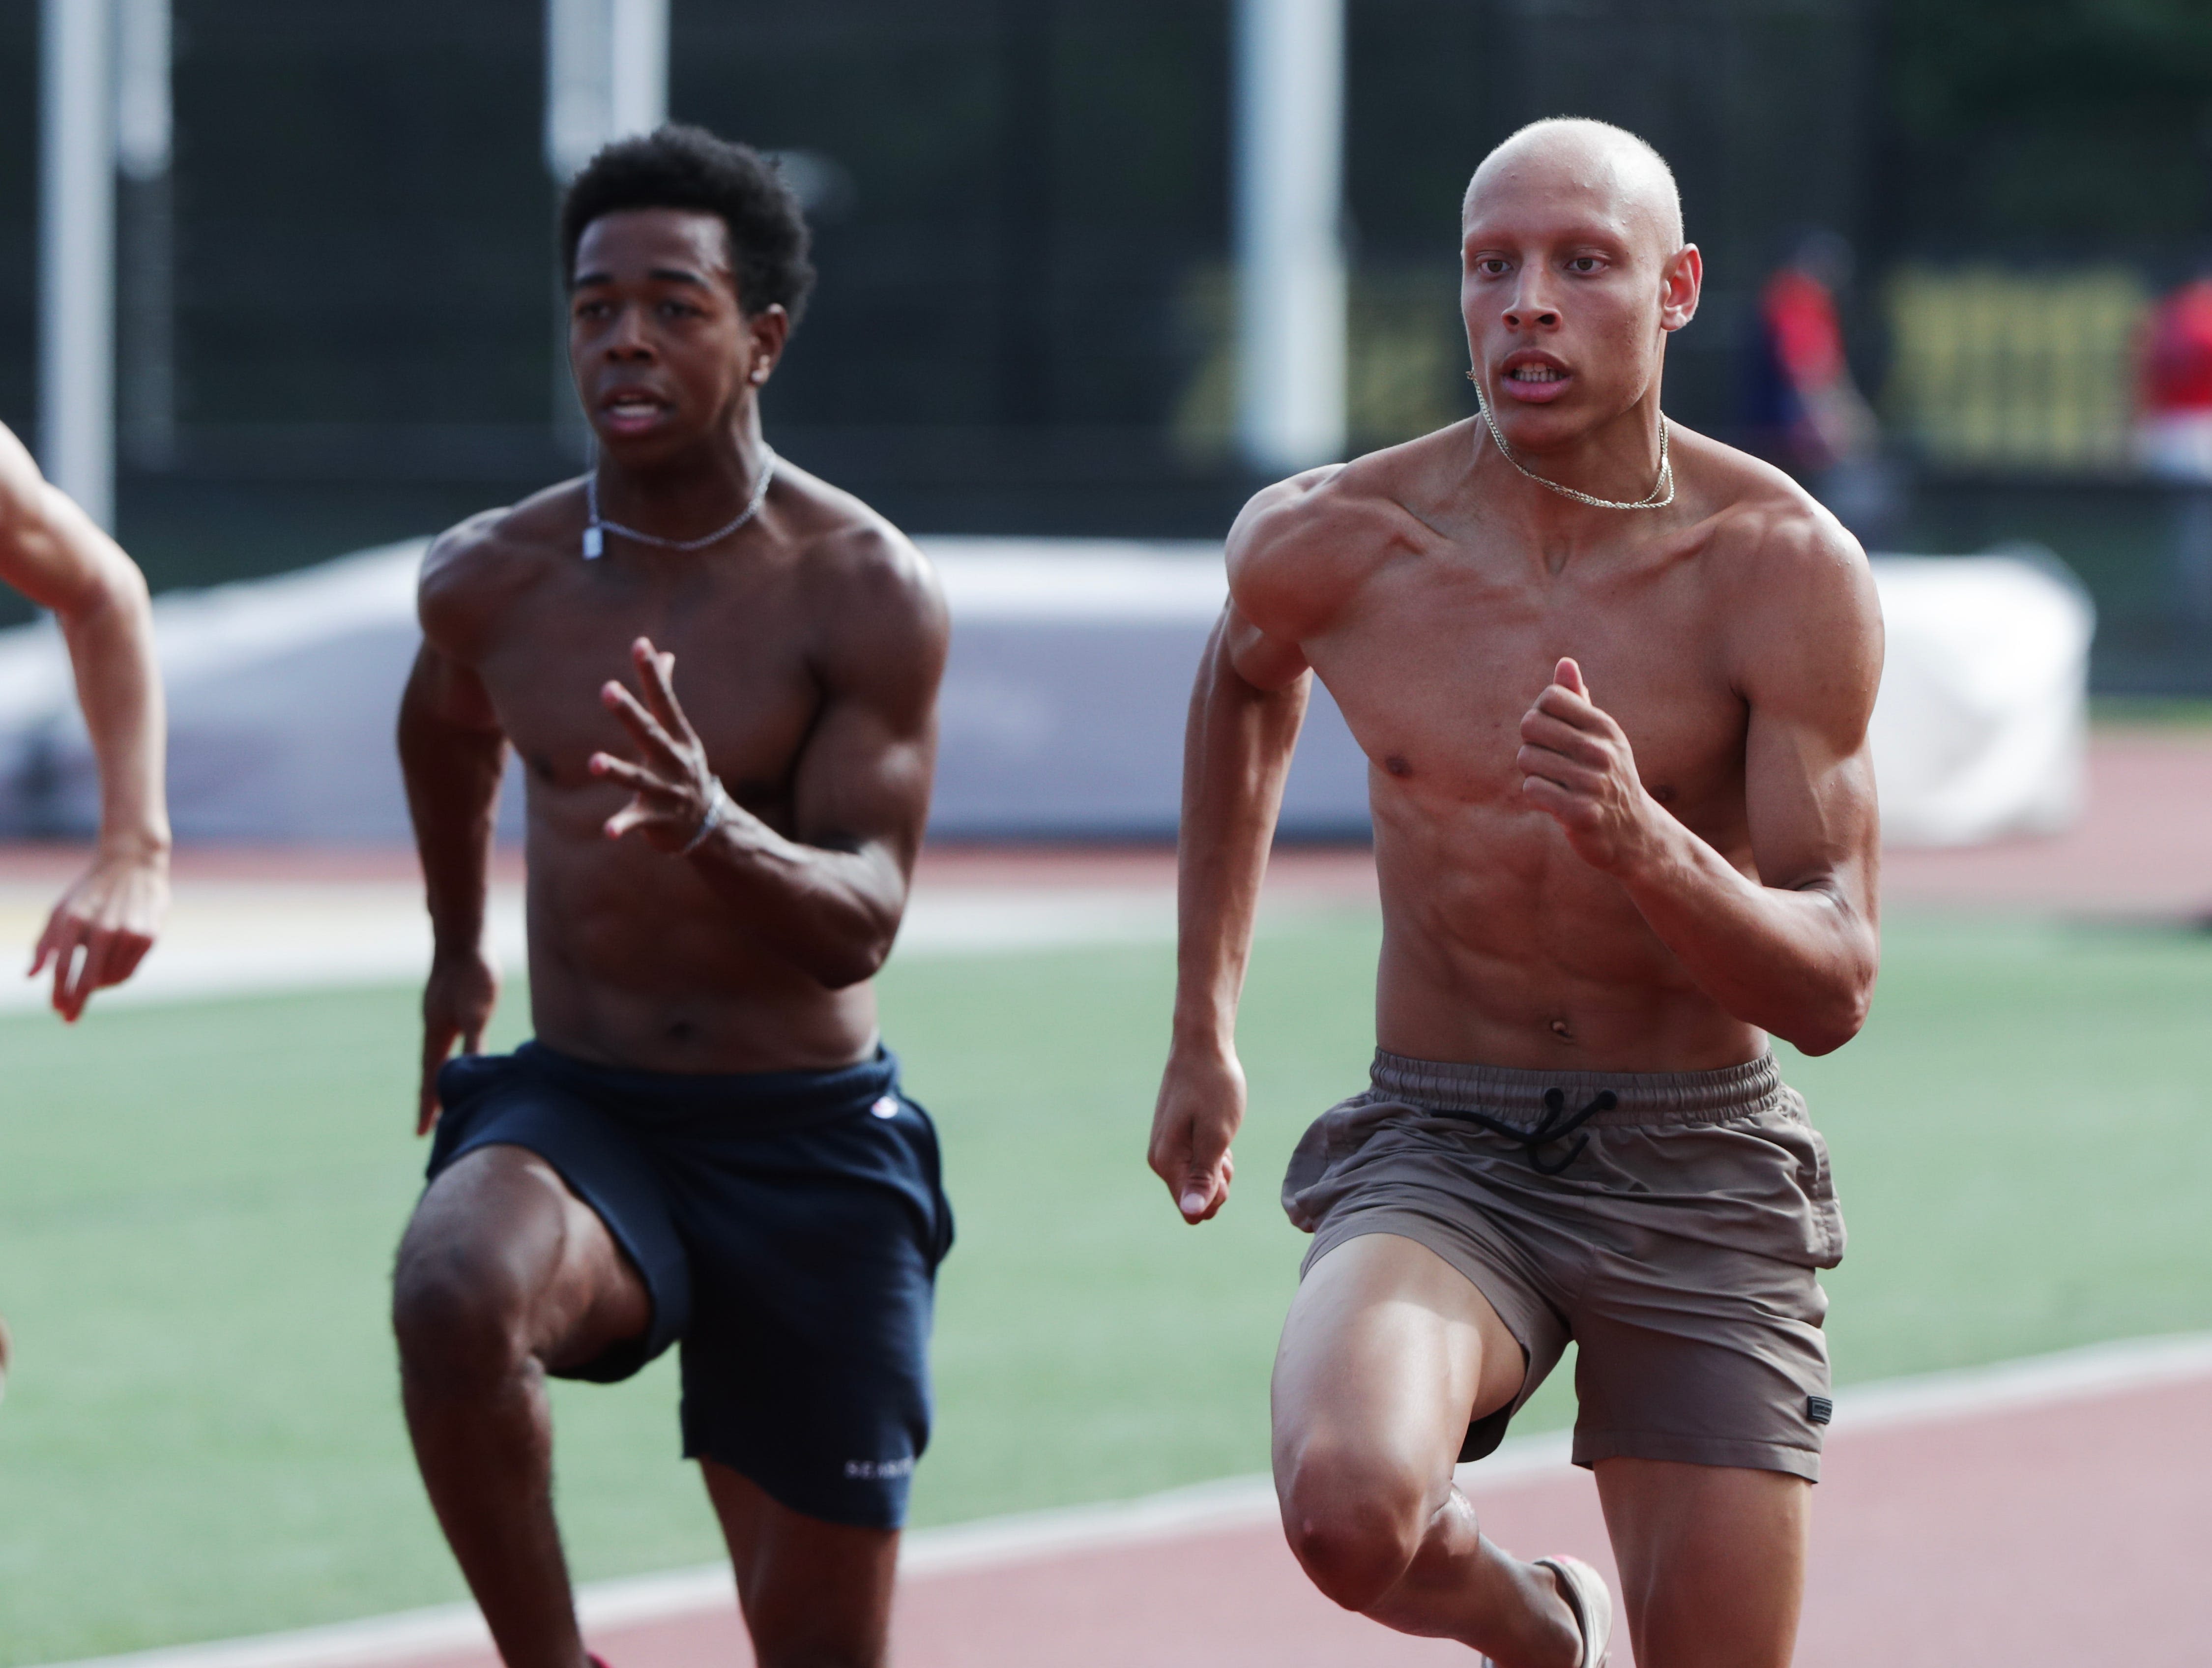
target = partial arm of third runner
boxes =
[0,424,170,1022]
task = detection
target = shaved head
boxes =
[1464,117,1684,257]
[1455,115,1703,457]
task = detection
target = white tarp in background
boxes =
[1864,551,2094,847]
[0,538,2091,849]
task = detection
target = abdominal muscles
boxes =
[1369,793,1767,1073]
[517,790,881,1075]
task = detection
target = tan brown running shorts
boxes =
[1283,1051,1844,1482]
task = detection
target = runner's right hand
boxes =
[29,843,168,1022]
[1149,1041,1245,1225]
[418,947,499,1136]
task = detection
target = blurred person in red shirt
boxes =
[1746,231,1890,539]
[2137,278,2212,480]
[2138,278,2212,622]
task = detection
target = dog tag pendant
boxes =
[582,524,603,560]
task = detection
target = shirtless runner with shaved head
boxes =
[1149,118,1880,1666]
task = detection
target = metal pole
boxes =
[40,0,117,528]
[546,0,608,181]
[115,0,174,469]
[1234,0,1346,476]
[608,0,669,139]
[546,0,667,181]
[114,0,169,180]
[545,0,667,453]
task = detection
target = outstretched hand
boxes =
[589,637,725,852]
[28,845,168,1023]
[1517,657,1661,874]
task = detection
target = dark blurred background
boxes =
[1,0,2210,687]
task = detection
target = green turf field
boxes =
[4,909,2212,1659]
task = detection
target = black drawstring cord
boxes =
[1455,1086,1618,1175]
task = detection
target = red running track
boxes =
[356,1367,2208,1668]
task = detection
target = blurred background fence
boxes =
[1,0,2210,687]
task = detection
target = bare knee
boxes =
[1277,1436,1434,1613]
[391,1226,534,1398]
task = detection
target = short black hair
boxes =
[559,124,816,325]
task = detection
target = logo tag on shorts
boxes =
[871,1095,900,1120]
[844,1454,916,1479]
[1806,1396,1834,1425]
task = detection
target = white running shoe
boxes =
[1481,1552,1614,1668]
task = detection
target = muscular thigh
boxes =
[397,1143,650,1371]
[1273,1232,1526,1481]
[1595,1458,1808,1668]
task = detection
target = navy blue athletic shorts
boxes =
[425,1040,953,1529]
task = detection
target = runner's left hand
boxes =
[29,843,168,1022]
[589,637,728,854]
[1517,657,1664,875]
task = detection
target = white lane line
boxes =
[29,1332,2211,1668]
[0,879,1378,1015]
[0,887,1187,1015]
[1828,1330,2212,1431]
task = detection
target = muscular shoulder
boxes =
[1680,433,1882,727]
[416,480,580,662]
[1226,424,1469,641]
[0,422,69,588]
[0,422,129,613]
[778,466,949,697]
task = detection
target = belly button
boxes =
[1550,1019,1572,1039]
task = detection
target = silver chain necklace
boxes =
[1467,374,1674,511]
[583,449,777,560]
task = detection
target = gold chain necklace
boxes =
[1466,373,1674,511]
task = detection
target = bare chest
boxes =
[1310,546,1747,817]
[475,563,821,802]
